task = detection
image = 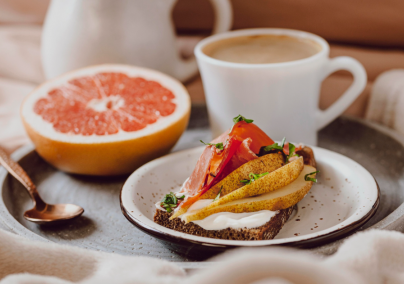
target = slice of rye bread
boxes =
[153,146,315,241]
[154,206,295,241]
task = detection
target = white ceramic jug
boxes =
[41,0,232,81]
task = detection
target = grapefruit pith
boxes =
[21,64,190,176]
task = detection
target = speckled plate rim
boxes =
[120,144,380,248]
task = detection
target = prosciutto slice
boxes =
[213,138,257,183]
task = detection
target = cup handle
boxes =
[316,56,367,130]
[175,0,232,82]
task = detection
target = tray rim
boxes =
[0,144,50,243]
[1,116,404,264]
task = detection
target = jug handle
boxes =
[175,0,232,82]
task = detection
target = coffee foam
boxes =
[203,34,322,64]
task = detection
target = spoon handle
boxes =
[0,146,39,201]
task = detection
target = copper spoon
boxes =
[0,146,84,225]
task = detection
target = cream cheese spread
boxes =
[179,199,278,230]
[155,197,278,230]
[191,210,278,230]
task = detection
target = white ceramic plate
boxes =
[120,146,379,248]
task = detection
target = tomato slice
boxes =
[177,121,274,210]
[217,137,257,180]
[230,121,274,153]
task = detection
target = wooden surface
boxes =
[173,0,404,48]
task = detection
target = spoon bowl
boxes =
[0,146,84,225]
[24,203,84,225]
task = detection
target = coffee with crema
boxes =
[203,34,321,64]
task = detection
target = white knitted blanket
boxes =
[1,229,404,284]
[366,69,404,135]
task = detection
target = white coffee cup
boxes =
[195,28,367,145]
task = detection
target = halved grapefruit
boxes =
[21,64,190,176]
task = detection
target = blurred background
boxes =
[1,0,404,152]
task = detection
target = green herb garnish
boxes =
[304,171,320,183]
[260,137,286,152]
[213,186,223,202]
[230,115,254,133]
[233,115,254,124]
[258,137,288,157]
[200,140,224,150]
[280,137,286,148]
[160,192,185,213]
[286,142,295,162]
[285,142,301,163]
[240,172,269,185]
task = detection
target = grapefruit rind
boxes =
[23,111,189,175]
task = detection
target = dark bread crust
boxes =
[154,206,295,240]
[153,146,315,240]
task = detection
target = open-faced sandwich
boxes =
[154,115,318,240]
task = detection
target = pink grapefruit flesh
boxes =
[21,64,190,176]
